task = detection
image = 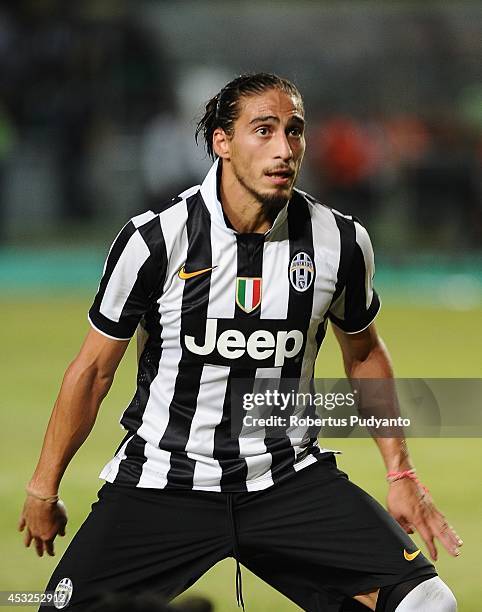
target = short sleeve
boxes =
[88,213,166,340]
[328,220,381,334]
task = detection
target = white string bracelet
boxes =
[26,488,59,504]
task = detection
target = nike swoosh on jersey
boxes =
[178,265,217,280]
[404,549,421,561]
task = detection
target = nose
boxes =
[274,131,293,162]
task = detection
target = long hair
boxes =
[195,72,303,160]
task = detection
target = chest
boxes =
[159,228,339,324]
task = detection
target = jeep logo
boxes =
[184,319,304,367]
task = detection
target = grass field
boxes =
[1,297,481,611]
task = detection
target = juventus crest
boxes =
[289,252,315,292]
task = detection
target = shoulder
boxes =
[150,183,202,216]
[296,188,372,230]
[127,184,203,243]
[293,188,361,231]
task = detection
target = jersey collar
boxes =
[200,159,289,236]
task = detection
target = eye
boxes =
[255,126,270,136]
[288,126,303,137]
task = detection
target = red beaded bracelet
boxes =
[386,469,430,495]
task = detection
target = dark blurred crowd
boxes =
[308,112,482,247]
[0,0,173,224]
[0,0,480,249]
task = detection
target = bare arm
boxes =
[332,323,412,473]
[332,322,462,560]
[19,327,129,557]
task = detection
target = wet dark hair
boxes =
[195,72,304,160]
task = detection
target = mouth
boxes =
[264,168,295,187]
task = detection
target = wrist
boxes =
[384,449,413,473]
[387,469,416,485]
[26,487,59,503]
[27,475,59,498]
[385,468,430,497]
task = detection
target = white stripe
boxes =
[238,232,292,486]
[293,200,340,450]
[100,215,151,278]
[207,223,237,319]
[245,453,273,490]
[186,364,230,490]
[132,210,156,228]
[245,278,254,310]
[199,160,227,229]
[137,445,171,489]
[293,453,318,472]
[190,217,237,489]
[99,434,134,482]
[99,231,150,322]
[300,202,340,381]
[261,222,290,318]
[136,198,189,487]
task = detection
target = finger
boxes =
[427,508,463,547]
[18,515,26,532]
[414,520,437,561]
[34,537,44,557]
[435,522,462,556]
[24,528,33,548]
[441,526,461,553]
[429,513,460,549]
[45,539,55,557]
[397,517,413,534]
[445,524,463,546]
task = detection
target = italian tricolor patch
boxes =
[236,277,262,313]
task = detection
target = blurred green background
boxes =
[1,1,481,610]
[1,295,481,610]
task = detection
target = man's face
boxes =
[223,88,306,209]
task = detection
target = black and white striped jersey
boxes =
[88,160,380,492]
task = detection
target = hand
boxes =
[18,496,68,557]
[387,478,462,561]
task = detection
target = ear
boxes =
[213,127,231,160]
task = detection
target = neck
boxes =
[218,161,286,234]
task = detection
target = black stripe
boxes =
[263,192,317,484]
[114,433,149,485]
[213,376,249,491]
[113,430,132,455]
[96,221,137,301]
[161,193,212,489]
[338,241,380,332]
[102,217,169,338]
[151,195,182,215]
[308,213,354,455]
[329,212,356,309]
[314,317,328,353]
[137,216,169,297]
[216,233,265,491]
[328,215,380,332]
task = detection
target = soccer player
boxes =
[20,73,461,611]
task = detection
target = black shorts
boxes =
[42,455,436,611]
